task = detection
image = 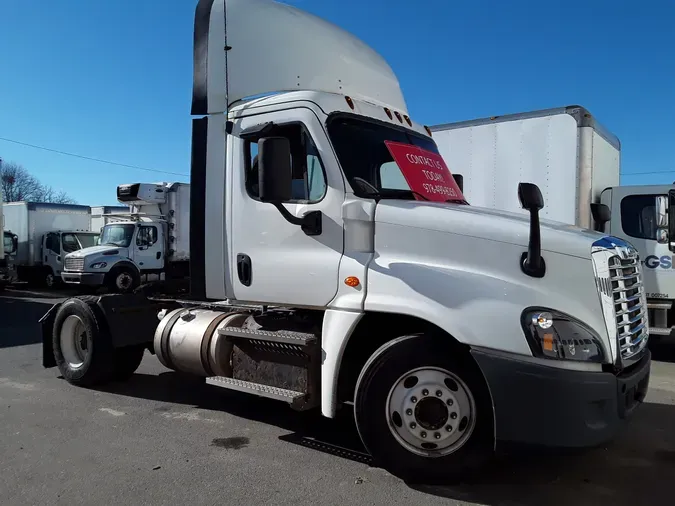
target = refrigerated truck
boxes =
[39,0,651,482]
[3,202,100,287]
[61,183,189,293]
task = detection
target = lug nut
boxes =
[411,396,417,403]
[446,425,452,432]
[421,431,427,438]
[436,390,443,397]
[410,422,416,429]
[434,432,441,439]
[406,408,413,416]
[450,412,457,419]
[447,399,454,406]
[422,389,429,396]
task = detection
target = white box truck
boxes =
[61,183,189,293]
[90,205,131,236]
[430,108,675,339]
[39,0,650,482]
[3,202,100,287]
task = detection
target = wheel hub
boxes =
[59,315,90,370]
[415,397,448,431]
[386,366,476,457]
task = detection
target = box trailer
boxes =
[430,105,620,230]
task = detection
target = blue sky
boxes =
[1,0,673,205]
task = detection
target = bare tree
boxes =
[1,160,76,204]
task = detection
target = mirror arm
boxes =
[521,207,546,278]
[272,203,322,236]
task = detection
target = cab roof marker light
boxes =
[424,125,432,136]
[403,114,412,126]
[384,107,393,119]
[394,111,403,123]
[345,96,355,110]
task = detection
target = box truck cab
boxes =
[61,182,189,293]
[41,0,651,482]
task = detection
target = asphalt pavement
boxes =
[2,287,675,506]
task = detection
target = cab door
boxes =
[132,224,164,271]
[229,108,345,306]
[43,232,62,276]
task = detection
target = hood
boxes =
[375,201,606,260]
[66,245,126,258]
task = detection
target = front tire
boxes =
[107,266,139,294]
[354,334,494,483]
[52,296,115,386]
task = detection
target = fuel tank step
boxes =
[206,376,313,410]
[647,302,672,310]
[648,326,673,336]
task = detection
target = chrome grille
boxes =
[608,255,648,360]
[64,257,84,271]
[591,236,649,365]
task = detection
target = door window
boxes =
[136,226,158,247]
[621,195,659,240]
[245,123,327,203]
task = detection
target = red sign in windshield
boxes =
[384,141,466,203]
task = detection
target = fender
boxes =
[109,259,140,274]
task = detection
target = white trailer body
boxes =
[430,106,621,230]
[90,205,131,234]
[2,202,98,286]
[61,182,190,291]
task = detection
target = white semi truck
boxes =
[3,202,100,287]
[61,183,189,293]
[430,108,675,339]
[39,0,651,482]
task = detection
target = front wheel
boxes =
[354,334,494,483]
[107,267,139,294]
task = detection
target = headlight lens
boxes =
[90,262,107,269]
[522,309,604,363]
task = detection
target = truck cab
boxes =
[600,184,675,338]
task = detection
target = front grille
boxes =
[608,255,648,360]
[64,257,84,271]
[592,236,649,365]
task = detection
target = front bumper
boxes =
[61,271,105,286]
[471,348,651,448]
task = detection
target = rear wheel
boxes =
[354,334,494,483]
[52,296,115,386]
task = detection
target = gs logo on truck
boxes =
[643,255,675,269]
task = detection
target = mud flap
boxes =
[39,303,62,368]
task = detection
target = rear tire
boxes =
[112,345,145,381]
[354,334,494,483]
[52,296,115,386]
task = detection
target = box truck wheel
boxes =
[354,334,494,482]
[52,296,115,386]
[44,268,58,288]
[107,266,139,294]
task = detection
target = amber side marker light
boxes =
[384,107,393,119]
[394,111,403,123]
[403,114,412,126]
[345,96,355,110]
[344,276,360,287]
[424,125,432,136]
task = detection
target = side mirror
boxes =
[258,137,292,203]
[518,182,544,211]
[590,203,611,232]
[452,174,464,193]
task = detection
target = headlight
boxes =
[90,262,107,269]
[522,309,605,363]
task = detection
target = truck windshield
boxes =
[61,233,100,253]
[100,224,136,248]
[326,114,467,204]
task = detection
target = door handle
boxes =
[236,254,252,286]
[156,251,161,260]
